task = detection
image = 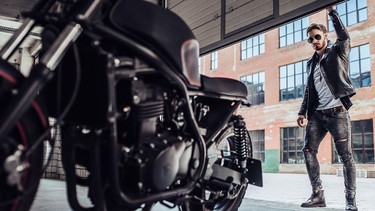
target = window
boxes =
[328,0,367,31]
[333,119,374,164]
[249,130,265,162]
[349,44,371,88]
[280,60,308,101]
[210,51,218,70]
[279,17,309,47]
[240,72,265,106]
[281,127,305,164]
[241,33,265,60]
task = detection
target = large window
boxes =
[241,33,265,60]
[210,51,218,70]
[249,130,265,162]
[349,44,371,88]
[280,60,308,101]
[240,72,265,106]
[279,17,309,48]
[333,119,374,164]
[328,0,367,31]
[281,127,305,164]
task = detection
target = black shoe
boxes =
[301,190,326,208]
[346,197,358,211]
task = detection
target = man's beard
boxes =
[314,38,326,51]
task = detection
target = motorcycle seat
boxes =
[201,75,247,98]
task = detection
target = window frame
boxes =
[240,71,265,106]
[249,130,265,162]
[279,17,309,48]
[240,33,265,60]
[280,127,305,164]
[279,60,308,101]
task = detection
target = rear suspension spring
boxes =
[233,115,249,169]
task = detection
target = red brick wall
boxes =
[200,3,375,174]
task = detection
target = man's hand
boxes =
[326,6,334,13]
[297,115,307,127]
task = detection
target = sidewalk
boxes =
[245,173,375,211]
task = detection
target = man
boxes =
[297,6,357,211]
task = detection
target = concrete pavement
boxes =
[30,173,375,210]
[245,173,375,211]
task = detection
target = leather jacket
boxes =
[298,10,356,119]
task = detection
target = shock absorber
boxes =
[233,115,249,169]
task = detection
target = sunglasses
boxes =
[307,34,322,43]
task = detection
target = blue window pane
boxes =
[259,33,265,43]
[253,46,259,56]
[337,3,346,14]
[361,58,370,72]
[296,74,303,86]
[359,8,368,22]
[287,64,295,76]
[280,66,287,77]
[347,0,357,12]
[287,34,293,45]
[259,72,265,83]
[253,73,259,84]
[241,51,246,60]
[281,90,287,101]
[253,36,259,45]
[294,20,301,31]
[280,78,287,89]
[295,32,302,43]
[362,72,371,87]
[342,15,348,27]
[295,62,302,74]
[247,48,253,58]
[302,17,309,28]
[280,26,286,36]
[348,12,358,26]
[328,20,334,31]
[302,29,307,39]
[246,39,252,47]
[260,44,265,54]
[350,61,360,75]
[360,44,370,57]
[350,47,359,61]
[287,23,293,34]
[280,37,286,47]
[358,0,367,9]
[287,76,295,88]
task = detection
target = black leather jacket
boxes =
[298,10,356,119]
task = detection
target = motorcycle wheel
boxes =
[181,126,250,211]
[0,61,48,211]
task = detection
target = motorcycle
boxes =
[0,0,262,210]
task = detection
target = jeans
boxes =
[303,109,356,198]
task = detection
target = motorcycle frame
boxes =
[0,0,248,208]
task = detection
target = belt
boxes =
[318,106,345,114]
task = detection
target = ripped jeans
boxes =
[303,109,356,198]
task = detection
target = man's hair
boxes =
[306,23,327,36]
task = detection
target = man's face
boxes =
[307,29,327,51]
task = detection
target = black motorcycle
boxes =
[0,0,262,210]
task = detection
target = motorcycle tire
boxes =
[181,126,250,211]
[0,61,48,211]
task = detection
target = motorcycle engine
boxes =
[118,78,195,195]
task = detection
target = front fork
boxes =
[0,0,105,141]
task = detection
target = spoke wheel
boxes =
[0,61,48,211]
[181,126,251,211]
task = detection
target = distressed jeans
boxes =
[303,109,356,198]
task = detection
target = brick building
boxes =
[199,0,375,176]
